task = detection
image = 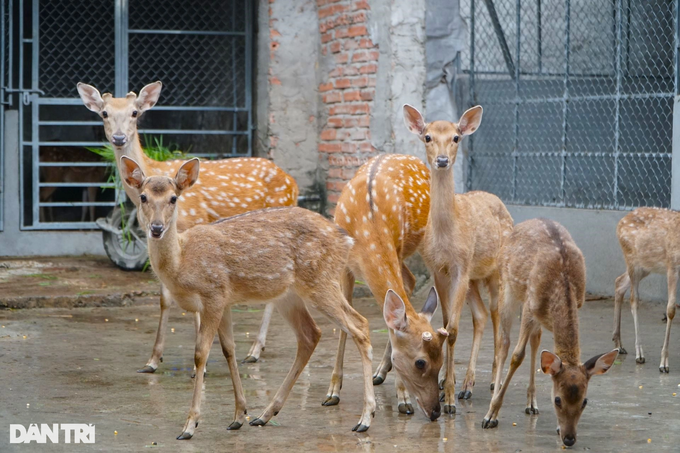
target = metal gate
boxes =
[461,0,677,210]
[1,0,252,230]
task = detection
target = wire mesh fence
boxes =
[460,0,676,210]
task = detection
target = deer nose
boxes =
[436,156,449,168]
[112,133,127,146]
[430,403,441,421]
[150,223,164,238]
[563,435,576,447]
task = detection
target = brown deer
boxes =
[481,218,619,447]
[404,104,514,414]
[120,156,376,438]
[77,82,297,372]
[323,154,447,420]
[613,207,679,372]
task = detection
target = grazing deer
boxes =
[613,207,679,372]
[323,154,447,420]
[120,156,376,438]
[482,218,618,447]
[77,82,297,372]
[403,104,513,414]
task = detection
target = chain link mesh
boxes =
[461,0,675,210]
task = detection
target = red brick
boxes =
[343,66,360,76]
[335,27,349,39]
[347,25,367,37]
[270,29,281,38]
[359,64,378,74]
[318,5,335,18]
[343,40,358,50]
[349,103,370,114]
[319,143,343,153]
[329,104,351,115]
[350,12,366,23]
[328,117,344,128]
[360,89,374,101]
[319,82,334,92]
[353,0,370,10]
[321,32,333,43]
[358,38,374,48]
[343,90,361,102]
[327,192,341,204]
[334,78,351,89]
[330,41,342,53]
[335,52,349,64]
[367,77,377,87]
[351,76,368,87]
[352,51,369,62]
[329,67,344,78]
[317,0,328,6]
[328,167,343,178]
[359,142,374,152]
[270,76,282,85]
[326,180,346,192]
[321,46,328,56]
[344,115,370,127]
[321,128,337,140]
[323,91,342,103]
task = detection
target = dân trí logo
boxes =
[9,424,95,444]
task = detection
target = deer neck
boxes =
[552,301,582,367]
[114,135,154,203]
[429,168,459,238]
[147,222,183,283]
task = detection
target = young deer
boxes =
[613,207,679,372]
[323,154,447,420]
[77,82,297,371]
[482,218,618,447]
[120,156,376,438]
[404,105,514,414]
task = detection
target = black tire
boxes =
[102,207,148,271]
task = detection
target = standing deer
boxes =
[77,82,297,372]
[613,207,679,372]
[322,154,447,420]
[403,104,514,414]
[120,156,376,438]
[482,218,619,447]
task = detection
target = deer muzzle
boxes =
[112,133,127,146]
[435,155,449,168]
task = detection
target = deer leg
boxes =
[630,269,648,364]
[243,303,275,363]
[483,307,537,429]
[216,307,248,430]
[177,308,222,440]
[249,295,321,427]
[525,329,541,415]
[660,268,677,373]
[191,312,207,378]
[491,285,514,398]
[323,270,354,406]
[138,285,173,373]
[434,271,453,401]
[487,273,501,391]
[395,374,414,414]
[311,286,376,432]
[459,281,487,400]
[401,263,417,296]
[613,272,630,354]
[441,270,469,415]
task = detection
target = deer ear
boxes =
[120,156,145,190]
[541,350,563,376]
[403,104,426,136]
[384,290,409,332]
[420,287,438,321]
[136,81,163,112]
[585,349,619,377]
[175,158,200,191]
[77,83,104,113]
[458,105,483,136]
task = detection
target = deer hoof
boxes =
[242,355,258,363]
[525,406,539,415]
[176,432,193,440]
[443,404,456,415]
[660,366,669,373]
[458,390,472,400]
[481,418,498,429]
[322,395,340,406]
[352,423,370,433]
[249,418,267,427]
[398,403,414,415]
[372,375,385,386]
[490,383,494,391]
[227,421,242,430]
[618,347,627,355]
[636,357,646,364]
[136,365,157,373]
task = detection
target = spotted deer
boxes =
[77,82,297,372]
[613,207,679,372]
[403,104,514,414]
[120,156,376,438]
[323,154,447,420]
[482,218,619,448]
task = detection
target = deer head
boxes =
[541,349,619,446]
[403,104,483,171]
[77,82,162,148]
[384,288,448,421]
[119,156,200,239]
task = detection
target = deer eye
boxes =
[424,135,431,143]
[140,194,147,203]
[554,397,562,407]
[582,398,588,408]
[453,135,459,143]
[132,110,138,118]
[170,195,177,204]
[102,111,108,118]
[415,359,426,370]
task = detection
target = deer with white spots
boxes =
[482,218,619,448]
[403,104,514,415]
[325,154,447,421]
[77,82,298,372]
[613,207,679,372]
[120,156,376,438]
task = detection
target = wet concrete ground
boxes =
[0,297,678,452]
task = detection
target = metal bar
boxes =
[559,0,571,205]
[121,0,128,94]
[38,182,115,187]
[23,221,99,230]
[467,0,476,192]
[231,0,237,157]
[0,0,5,230]
[32,141,111,147]
[462,69,670,78]
[39,162,111,167]
[18,0,23,228]
[38,121,102,126]
[39,202,116,207]
[138,129,248,135]
[127,29,246,36]
[245,0,253,156]
[37,98,250,110]
[512,0,520,202]
[482,0,517,79]
[114,0,123,97]
[474,151,671,158]
[671,0,680,209]
[31,0,39,228]
[537,0,542,74]
[613,0,623,209]
[474,91,674,104]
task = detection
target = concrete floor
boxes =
[0,297,678,452]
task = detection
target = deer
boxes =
[77,82,297,373]
[481,218,619,447]
[322,154,448,420]
[613,207,679,373]
[403,104,514,415]
[119,156,376,438]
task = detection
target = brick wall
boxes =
[316,0,378,211]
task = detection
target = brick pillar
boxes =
[317,0,378,213]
